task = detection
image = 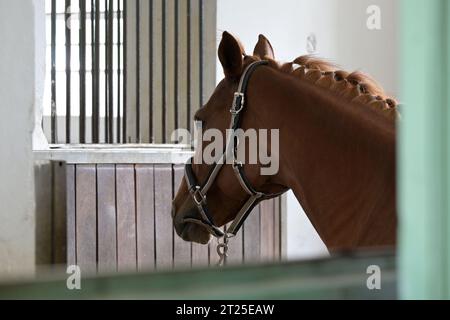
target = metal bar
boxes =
[176,0,188,136]
[136,0,141,143]
[161,0,166,143]
[149,0,153,143]
[51,0,57,144]
[174,0,179,131]
[186,0,191,134]
[122,0,127,143]
[151,0,163,144]
[201,0,216,106]
[164,0,176,144]
[91,0,96,143]
[80,0,87,143]
[199,0,203,106]
[65,0,72,143]
[137,0,150,143]
[93,0,100,143]
[117,0,122,143]
[108,0,114,143]
[105,0,109,142]
[95,0,100,142]
[187,0,200,140]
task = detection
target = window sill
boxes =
[33,144,193,164]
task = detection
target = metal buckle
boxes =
[192,186,206,206]
[233,159,243,168]
[230,92,245,115]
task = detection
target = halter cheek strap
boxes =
[184,60,284,240]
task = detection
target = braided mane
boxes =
[256,55,399,120]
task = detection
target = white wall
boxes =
[217,0,399,259]
[0,0,44,276]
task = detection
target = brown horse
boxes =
[172,32,397,252]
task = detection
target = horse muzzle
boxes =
[172,202,212,245]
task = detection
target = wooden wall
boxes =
[57,162,283,274]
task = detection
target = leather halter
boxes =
[184,60,282,240]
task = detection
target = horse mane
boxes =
[251,55,399,120]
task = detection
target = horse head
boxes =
[172,32,286,244]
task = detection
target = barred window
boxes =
[44,0,216,145]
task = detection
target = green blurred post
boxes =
[399,0,450,299]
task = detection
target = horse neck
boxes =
[248,67,397,250]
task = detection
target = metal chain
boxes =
[216,234,234,267]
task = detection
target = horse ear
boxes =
[253,34,275,60]
[218,31,244,80]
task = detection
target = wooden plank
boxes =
[188,0,201,130]
[151,0,163,143]
[173,165,191,268]
[34,161,53,265]
[273,197,281,261]
[75,165,97,274]
[280,193,288,260]
[97,164,117,273]
[192,242,209,267]
[260,199,275,261]
[154,165,173,269]
[243,205,260,264]
[176,0,188,131]
[135,164,155,271]
[125,0,137,143]
[53,162,67,265]
[164,0,176,142]
[201,0,217,104]
[192,243,208,268]
[66,164,76,266]
[138,0,150,143]
[116,165,137,272]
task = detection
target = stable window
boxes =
[43,0,216,145]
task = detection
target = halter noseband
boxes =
[184,60,282,241]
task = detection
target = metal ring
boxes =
[233,159,243,168]
[230,92,245,114]
[192,187,206,205]
[217,243,228,255]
